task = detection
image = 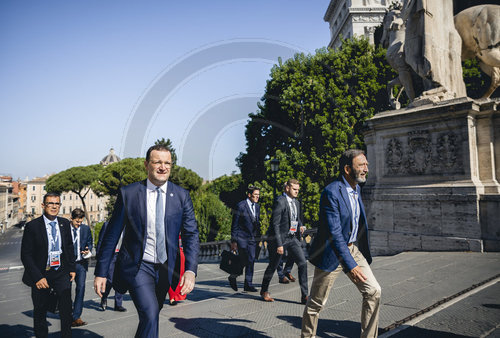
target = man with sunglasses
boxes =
[21,192,76,338]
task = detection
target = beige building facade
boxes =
[324,0,391,49]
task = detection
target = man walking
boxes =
[21,192,76,338]
[228,186,261,292]
[70,208,93,327]
[94,144,199,338]
[260,179,308,304]
[97,221,126,312]
[302,149,381,338]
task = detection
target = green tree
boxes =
[92,158,147,197]
[169,165,203,192]
[237,37,394,227]
[46,164,103,227]
[191,189,232,242]
[154,137,177,164]
[205,174,245,209]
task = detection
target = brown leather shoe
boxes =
[279,276,290,284]
[260,291,274,302]
[285,273,296,282]
[71,318,87,327]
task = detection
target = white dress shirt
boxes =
[143,179,168,263]
[43,215,61,266]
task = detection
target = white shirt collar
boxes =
[284,193,294,204]
[342,175,359,194]
[43,214,58,226]
[146,179,168,193]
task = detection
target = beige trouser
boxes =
[301,244,381,338]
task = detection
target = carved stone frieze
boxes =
[384,130,463,176]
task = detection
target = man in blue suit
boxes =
[69,208,93,327]
[302,149,381,338]
[94,144,200,338]
[228,186,261,292]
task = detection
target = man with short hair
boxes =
[260,179,308,304]
[94,144,199,338]
[228,186,261,292]
[302,149,381,338]
[21,193,76,338]
[70,208,93,327]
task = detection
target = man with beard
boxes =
[302,149,381,338]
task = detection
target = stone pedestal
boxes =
[363,98,500,255]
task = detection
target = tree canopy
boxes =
[91,158,147,197]
[237,37,394,228]
[46,164,103,226]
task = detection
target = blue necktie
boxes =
[155,187,167,264]
[73,227,78,259]
[49,221,58,251]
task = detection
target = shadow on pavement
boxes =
[389,326,475,337]
[278,315,363,337]
[170,316,269,337]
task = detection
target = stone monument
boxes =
[363,2,500,254]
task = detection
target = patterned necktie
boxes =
[73,227,78,259]
[291,200,297,221]
[49,221,58,251]
[155,187,167,264]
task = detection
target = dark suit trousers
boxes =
[233,240,257,286]
[31,269,72,338]
[262,237,308,297]
[129,261,170,338]
[72,261,87,320]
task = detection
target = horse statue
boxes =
[381,6,415,109]
[454,5,500,99]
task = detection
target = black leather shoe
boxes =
[285,273,296,282]
[279,276,290,284]
[301,295,308,305]
[244,284,258,292]
[114,305,127,312]
[228,276,238,291]
[100,298,107,311]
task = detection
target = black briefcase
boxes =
[219,250,243,275]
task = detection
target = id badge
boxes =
[49,252,61,268]
[290,221,298,233]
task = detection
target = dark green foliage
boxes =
[238,37,395,228]
[169,165,203,192]
[462,58,499,99]
[205,174,245,210]
[92,158,147,197]
[191,189,232,242]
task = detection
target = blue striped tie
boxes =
[155,187,167,264]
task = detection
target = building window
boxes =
[70,195,72,200]
[70,206,72,212]
[90,205,93,212]
[63,195,65,201]
[32,207,35,214]
[63,207,66,214]
[31,196,36,202]
[33,186,35,191]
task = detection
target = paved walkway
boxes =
[0,251,499,337]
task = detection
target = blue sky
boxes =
[0,0,330,180]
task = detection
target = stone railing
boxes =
[89,228,318,266]
[198,228,318,263]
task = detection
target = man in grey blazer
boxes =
[260,179,308,304]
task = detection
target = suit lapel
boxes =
[137,181,147,246]
[244,200,255,222]
[39,217,49,251]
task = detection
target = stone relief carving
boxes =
[384,130,463,176]
[406,130,431,174]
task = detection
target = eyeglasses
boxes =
[149,161,172,168]
[44,202,61,207]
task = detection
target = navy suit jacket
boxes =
[73,224,93,270]
[21,216,76,289]
[95,180,200,293]
[309,176,372,272]
[266,194,303,247]
[231,199,260,248]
